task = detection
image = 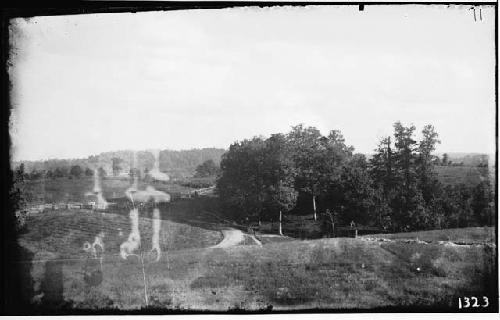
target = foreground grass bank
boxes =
[17,211,497,312]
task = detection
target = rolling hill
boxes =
[16,208,497,312]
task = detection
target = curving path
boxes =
[211,228,245,248]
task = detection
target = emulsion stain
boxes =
[40,260,64,308]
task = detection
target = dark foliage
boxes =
[194,159,220,178]
[217,123,495,235]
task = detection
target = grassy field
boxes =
[19,210,222,259]
[434,165,493,186]
[21,177,197,204]
[17,209,497,312]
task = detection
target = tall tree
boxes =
[322,129,355,185]
[393,122,418,188]
[391,122,423,231]
[417,125,441,204]
[217,137,267,223]
[261,134,298,235]
[286,125,322,220]
[335,154,376,226]
[369,136,398,230]
[370,136,396,198]
[286,125,329,220]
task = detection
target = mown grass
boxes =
[363,227,495,244]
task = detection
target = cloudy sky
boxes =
[9,5,495,162]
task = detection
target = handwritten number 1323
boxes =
[458,296,489,309]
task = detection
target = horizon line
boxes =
[11,149,495,164]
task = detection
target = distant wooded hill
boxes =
[12,148,226,179]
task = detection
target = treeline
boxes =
[17,164,97,180]
[13,148,226,180]
[14,164,107,181]
[93,148,226,176]
[216,123,495,233]
[438,152,491,167]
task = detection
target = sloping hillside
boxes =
[52,236,495,311]
[17,212,497,311]
[19,210,222,260]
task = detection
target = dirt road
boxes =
[211,229,245,248]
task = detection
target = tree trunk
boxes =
[312,195,317,221]
[328,214,335,237]
[279,210,283,236]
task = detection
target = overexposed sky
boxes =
[9,5,496,161]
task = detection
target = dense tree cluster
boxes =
[194,159,220,178]
[217,123,495,234]
[217,134,298,229]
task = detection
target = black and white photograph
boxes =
[2,2,498,314]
